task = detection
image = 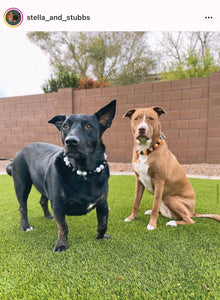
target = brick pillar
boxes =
[207,72,220,163]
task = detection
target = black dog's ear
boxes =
[123,109,136,119]
[152,106,167,117]
[48,115,67,131]
[94,100,116,133]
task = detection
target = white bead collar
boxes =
[63,153,107,177]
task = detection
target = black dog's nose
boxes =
[65,136,80,146]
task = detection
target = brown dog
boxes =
[123,106,220,229]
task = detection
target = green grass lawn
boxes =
[0,174,219,299]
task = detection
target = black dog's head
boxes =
[48,100,116,159]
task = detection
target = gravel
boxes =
[109,163,220,179]
[1,160,219,178]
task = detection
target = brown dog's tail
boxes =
[193,213,220,222]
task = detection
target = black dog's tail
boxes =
[6,162,13,176]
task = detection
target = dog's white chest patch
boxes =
[133,159,154,194]
[160,201,172,219]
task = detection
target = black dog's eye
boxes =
[85,124,92,130]
[63,124,69,130]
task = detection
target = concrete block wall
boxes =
[0,72,220,164]
[73,75,215,164]
[0,88,72,158]
[207,72,220,163]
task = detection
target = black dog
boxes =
[6,100,116,252]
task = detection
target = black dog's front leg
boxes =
[53,213,69,252]
[96,200,111,239]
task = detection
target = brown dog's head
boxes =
[7,12,14,22]
[123,106,167,144]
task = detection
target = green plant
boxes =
[42,66,78,93]
[162,49,219,81]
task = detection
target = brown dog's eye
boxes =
[134,117,139,121]
[149,117,154,121]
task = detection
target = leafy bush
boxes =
[42,67,78,93]
[162,49,219,81]
[42,68,110,93]
[76,77,110,90]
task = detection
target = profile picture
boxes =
[4,8,23,27]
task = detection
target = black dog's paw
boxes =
[53,245,68,252]
[103,234,111,239]
[21,223,33,231]
[45,214,54,220]
[96,234,111,240]
[53,239,68,252]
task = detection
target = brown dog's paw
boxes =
[147,224,155,230]
[124,215,137,222]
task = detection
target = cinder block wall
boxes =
[0,72,220,163]
[207,72,220,163]
[0,88,72,158]
[73,73,219,164]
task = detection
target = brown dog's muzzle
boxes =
[136,122,150,141]
[138,127,146,136]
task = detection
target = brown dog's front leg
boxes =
[53,215,69,252]
[124,176,145,221]
[147,180,164,230]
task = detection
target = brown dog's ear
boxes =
[123,109,136,119]
[152,106,167,117]
[48,115,67,131]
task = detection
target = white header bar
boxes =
[1,0,219,31]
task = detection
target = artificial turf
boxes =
[0,174,219,299]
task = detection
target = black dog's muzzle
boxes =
[65,136,80,146]
[64,135,81,158]
[64,135,91,159]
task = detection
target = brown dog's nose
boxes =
[138,127,146,135]
[65,136,80,146]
